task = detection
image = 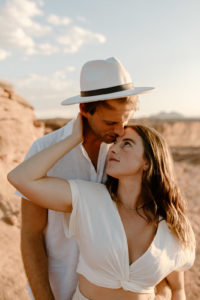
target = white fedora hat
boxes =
[61,57,155,105]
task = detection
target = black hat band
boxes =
[81,83,134,97]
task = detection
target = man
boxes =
[16,57,168,299]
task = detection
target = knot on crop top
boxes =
[62,180,195,294]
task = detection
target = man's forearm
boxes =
[155,278,171,300]
[171,289,186,300]
[21,232,54,300]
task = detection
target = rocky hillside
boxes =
[40,117,200,147]
[0,81,44,299]
[133,118,200,147]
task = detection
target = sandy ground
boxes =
[174,161,200,299]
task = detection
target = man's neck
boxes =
[82,125,102,170]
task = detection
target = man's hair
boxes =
[83,95,139,115]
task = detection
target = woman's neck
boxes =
[117,176,143,210]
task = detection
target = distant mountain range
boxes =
[149,111,186,119]
[37,111,200,122]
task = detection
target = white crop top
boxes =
[62,180,195,294]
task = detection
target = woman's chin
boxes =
[106,167,112,177]
[106,170,119,179]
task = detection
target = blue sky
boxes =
[0,0,199,119]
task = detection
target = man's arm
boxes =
[21,198,54,300]
[166,271,186,300]
[155,278,172,300]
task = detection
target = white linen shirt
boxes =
[15,119,110,300]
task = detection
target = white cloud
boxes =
[17,68,74,90]
[0,1,106,59]
[66,66,75,72]
[76,16,87,23]
[36,0,45,5]
[3,0,51,36]
[57,26,106,53]
[15,66,77,108]
[10,28,35,53]
[47,14,71,26]
[36,43,59,55]
[0,0,52,56]
[0,49,11,60]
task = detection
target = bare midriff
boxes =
[79,275,154,300]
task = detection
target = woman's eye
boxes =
[123,141,131,147]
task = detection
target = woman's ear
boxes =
[143,160,149,171]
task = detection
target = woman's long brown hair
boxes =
[106,124,195,250]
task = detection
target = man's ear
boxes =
[79,103,88,118]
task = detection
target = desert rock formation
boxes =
[0,81,44,299]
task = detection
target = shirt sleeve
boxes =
[62,180,80,239]
[175,247,195,272]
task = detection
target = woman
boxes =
[8,114,195,300]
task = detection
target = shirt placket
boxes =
[79,143,109,183]
[96,143,110,183]
[79,144,98,182]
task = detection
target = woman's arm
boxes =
[166,271,185,300]
[7,114,83,212]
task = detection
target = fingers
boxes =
[72,113,84,144]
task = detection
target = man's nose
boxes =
[113,124,124,136]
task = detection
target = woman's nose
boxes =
[110,143,118,153]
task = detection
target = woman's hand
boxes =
[71,113,84,145]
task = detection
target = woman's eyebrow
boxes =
[122,138,135,144]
